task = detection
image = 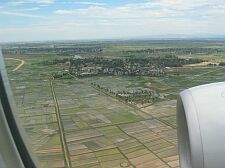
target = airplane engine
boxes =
[177,82,225,168]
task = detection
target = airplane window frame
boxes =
[0,49,39,168]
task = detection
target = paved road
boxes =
[5,58,26,71]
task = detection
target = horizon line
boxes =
[1,36,225,44]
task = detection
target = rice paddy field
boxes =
[4,40,225,168]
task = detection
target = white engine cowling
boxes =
[177,82,225,168]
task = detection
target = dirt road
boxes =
[5,58,26,71]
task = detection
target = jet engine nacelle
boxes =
[177,82,225,168]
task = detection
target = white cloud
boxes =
[7,1,26,6]
[75,1,106,6]
[54,0,225,20]
[7,0,55,6]
[51,0,225,40]
[15,7,41,12]
[55,6,107,15]
[0,10,44,18]
[2,16,224,42]
[1,0,225,42]
[37,0,54,4]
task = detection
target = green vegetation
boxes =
[3,39,225,168]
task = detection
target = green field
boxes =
[4,40,225,168]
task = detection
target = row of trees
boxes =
[70,56,203,68]
[3,47,103,55]
[124,48,224,55]
[219,62,225,66]
[41,58,69,65]
[91,83,160,105]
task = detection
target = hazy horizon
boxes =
[2,34,225,44]
[1,0,225,42]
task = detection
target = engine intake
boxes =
[177,82,225,168]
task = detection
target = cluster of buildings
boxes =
[69,58,165,77]
[70,64,164,77]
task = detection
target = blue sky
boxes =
[0,0,225,42]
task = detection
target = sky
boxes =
[0,0,225,42]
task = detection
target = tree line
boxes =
[70,56,203,68]
[124,48,224,55]
[91,82,160,105]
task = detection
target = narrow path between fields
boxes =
[50,77,72,168]
[5,58,26,71]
